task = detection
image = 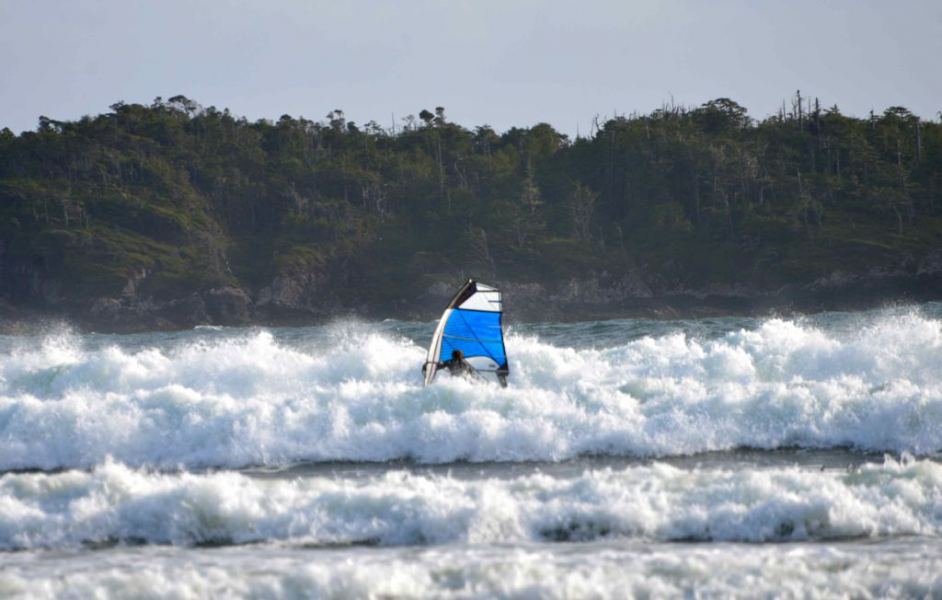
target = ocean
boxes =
[1,303,941,598]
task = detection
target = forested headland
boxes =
[2,94,941,331]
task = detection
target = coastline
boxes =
[3,269,940,334]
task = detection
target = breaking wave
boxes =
[3,542,941,599]
[1,456,940,550]
[1,306,942,470]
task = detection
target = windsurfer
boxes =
[422,279,510,387]
[443,349,474,376]
[424,349,473,378]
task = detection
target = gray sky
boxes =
[1,0,940,136]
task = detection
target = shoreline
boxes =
[2,280,940,335]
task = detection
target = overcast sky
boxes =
[1,0,940,136]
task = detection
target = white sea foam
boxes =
[1,310,942,469]
[0,457,940,550]
[2,541,940,599]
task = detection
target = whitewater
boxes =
[1,303,941,598]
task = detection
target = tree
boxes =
[507,159,544,248]
[692,98,750,133]
[167,94,201,117]
[570,183,597,243]
[327,109,345,132]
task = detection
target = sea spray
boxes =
[2,541,941,599]
[1,307,941,470]
[1,456,941,550]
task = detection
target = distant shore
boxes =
[3,270,940,335]
[4,98,942,335]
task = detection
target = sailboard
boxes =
[423,279,509,386]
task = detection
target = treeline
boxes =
[1,93,941,314]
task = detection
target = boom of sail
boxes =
[423,279,509,386]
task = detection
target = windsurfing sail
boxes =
[423,279,509,386]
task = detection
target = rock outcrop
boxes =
[3,244,942,332]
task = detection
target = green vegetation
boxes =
[1,93,941,322]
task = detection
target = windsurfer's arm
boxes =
[423,360,445,374]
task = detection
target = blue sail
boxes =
[439,308,507,370]
[424,280,509,385]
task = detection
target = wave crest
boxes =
[1,457,940,549]
[1,309,941,469]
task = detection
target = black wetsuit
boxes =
[422,356,472,379]
[424,356,508,387]
[442,356,473,377]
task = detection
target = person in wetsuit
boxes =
[423,349,474,379]
[441,349,473,376]
[424,349,508,387]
